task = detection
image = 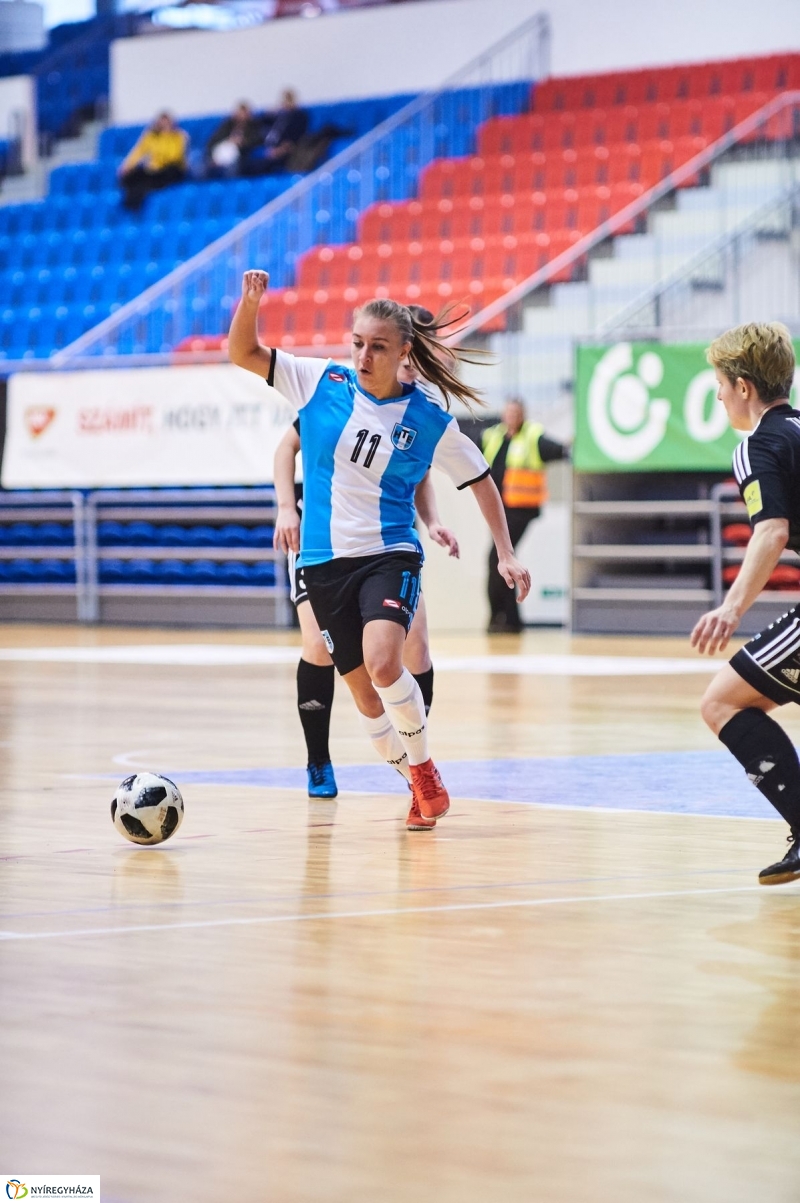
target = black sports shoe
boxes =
[759,829,800,885]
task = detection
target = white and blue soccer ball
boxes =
[111,772,184,845]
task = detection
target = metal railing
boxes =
[0,487,290,624]
[49,10,550,364]
[591,181,800,342]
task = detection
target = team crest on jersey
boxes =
[391,423,417,450]
[328,371,346,382]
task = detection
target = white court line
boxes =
[0,883,777,943]
[0,644,723,675]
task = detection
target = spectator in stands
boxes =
[481,398,570,633]
[204,102,263,177]
[244,89,308,176]
[118,111,189,211]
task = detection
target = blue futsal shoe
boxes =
[307,761,338,799]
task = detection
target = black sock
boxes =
[297,659,335,766]
[718,708,800,828]
[413,666,434,716]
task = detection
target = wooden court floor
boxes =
[3,623,800,1202]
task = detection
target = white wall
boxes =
[110,0,536,125]
[111,0,799,126]
[0,75,36,170]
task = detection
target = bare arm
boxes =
[414,471,459,558]
[470,474,531,602]
[228,270,274,378]
[691,517,789,655]
[272,425,301,553]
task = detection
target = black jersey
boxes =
[733,404,800,550]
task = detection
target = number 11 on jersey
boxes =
[351,429,382,469]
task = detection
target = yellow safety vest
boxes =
[482,421,547,508]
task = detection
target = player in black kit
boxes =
[691,322,800,883]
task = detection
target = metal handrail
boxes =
[592,179,800,340]
[52,10,550,364]
[83,486,289,622]
[451,89,800,344]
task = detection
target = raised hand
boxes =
[241,270,269,305]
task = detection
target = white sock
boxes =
[373,669,430,767]
[360,710,412,782]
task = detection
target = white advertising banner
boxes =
[2,363,299,488]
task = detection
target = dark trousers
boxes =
[488,506,539,630]
[120,164,186,211]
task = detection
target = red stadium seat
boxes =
[605,107,640,145]
[637,103,673,142]
[574,109,608,147]
[606,144,643,186]
[478,117,519,156]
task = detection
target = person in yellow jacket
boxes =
[482,398,569,633]
[118,111,189,212]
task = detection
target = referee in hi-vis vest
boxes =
[482,398,570,633]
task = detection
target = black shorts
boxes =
[302,550,422,676]
[731,603,800,706]
[287,551,308,607]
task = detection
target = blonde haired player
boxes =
[692,322,800,883]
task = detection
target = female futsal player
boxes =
[230,269,530,831]
[691,322,800,883]
[273,417,459,801]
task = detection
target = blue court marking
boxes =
[159,750,774,822]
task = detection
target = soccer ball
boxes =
[111,772,184,845]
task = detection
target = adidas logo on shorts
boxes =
[782,668,800,684]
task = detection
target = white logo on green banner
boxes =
[575,340,799,473]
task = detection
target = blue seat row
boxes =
[0,522,74,545]
[99,559,277,586]
[0,557,276,585]
[97,522,274,547]
[0,559,76,583]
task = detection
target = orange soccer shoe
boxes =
[406,793,436,831]
[409,759,450,821]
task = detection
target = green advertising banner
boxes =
[574,340,800,472]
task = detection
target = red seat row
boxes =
[480,93,791,155]
[533,53,800,111]
[419,139,708,196]
[358,185,644,244]
[296,233,584,291]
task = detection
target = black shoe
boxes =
[759,829,800,885]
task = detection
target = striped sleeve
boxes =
[732,438,752,484]
[734,437,790,524]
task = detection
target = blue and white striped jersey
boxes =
[270,350,489,567]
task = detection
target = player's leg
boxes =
[403,591,434,715]
[291,555,337,798]
[303,559,415,786]
[359,554,449,822]
[296,601,337,799]
[701,617,800,883]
